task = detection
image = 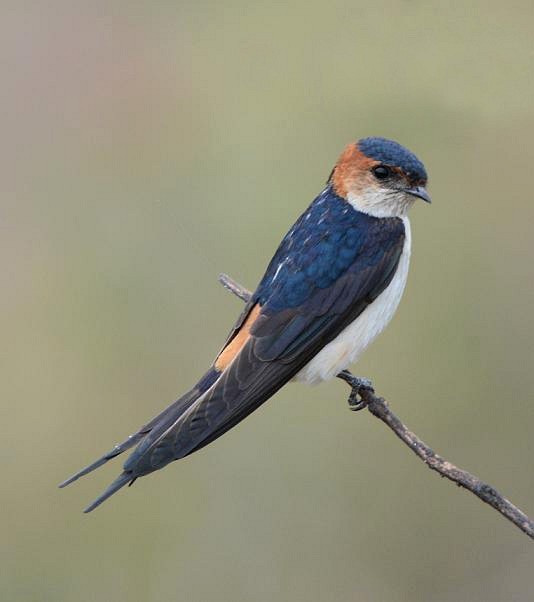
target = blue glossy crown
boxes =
[358,137,427,182]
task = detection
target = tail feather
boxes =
[59,378,214,489]
[83,472,132,513]
[59,367,222,511]
[58,433,144,488]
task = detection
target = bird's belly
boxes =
[294,218,411,385]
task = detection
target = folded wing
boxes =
[62,198,405,511]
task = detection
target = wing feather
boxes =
[123,216,405,473]
[68,192,407,511]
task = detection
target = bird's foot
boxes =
[337,370,374,411]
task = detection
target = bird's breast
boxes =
[294,217,412,384]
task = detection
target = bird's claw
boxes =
[336,370,373,411]
[348,393,368,411]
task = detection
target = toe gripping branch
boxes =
[336,370,375,411]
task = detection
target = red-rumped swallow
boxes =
[60,137,430,512]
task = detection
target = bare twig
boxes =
[218,272,534,540]
[219,273,251,303]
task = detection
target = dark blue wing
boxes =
[72,188,406,511]
[124,189,405,473]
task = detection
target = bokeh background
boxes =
[2,2,533,601]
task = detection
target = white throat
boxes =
[347,188,414,218]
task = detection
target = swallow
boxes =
[60,136,430,512]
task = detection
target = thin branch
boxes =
[219,273,251,303]
[218,272,534,541]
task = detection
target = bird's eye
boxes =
[372,165,391,180]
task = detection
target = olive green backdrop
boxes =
[2,2,533,601]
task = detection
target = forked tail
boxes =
[59,367,221,511]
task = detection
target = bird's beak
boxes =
[404,186,431,203]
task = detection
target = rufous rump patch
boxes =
[215,304,261,371]
[332,144,377,198]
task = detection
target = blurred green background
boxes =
[2,2,533,601]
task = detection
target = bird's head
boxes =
[329,137,430,218]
